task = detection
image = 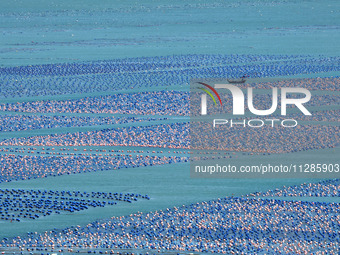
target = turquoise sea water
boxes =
[1,0,339,67]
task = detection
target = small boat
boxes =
[227,78,246,84]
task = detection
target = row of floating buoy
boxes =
[2,194,339,254]
[1,118,338,154]
[0,189,150,222]
[0,54,338,99]
[251,178,340,197]
[0,114,168,133]
[0,154,188,183]
[0,89,337,118]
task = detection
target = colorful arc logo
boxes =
[198,82,312,116]
[197,82,223,107]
